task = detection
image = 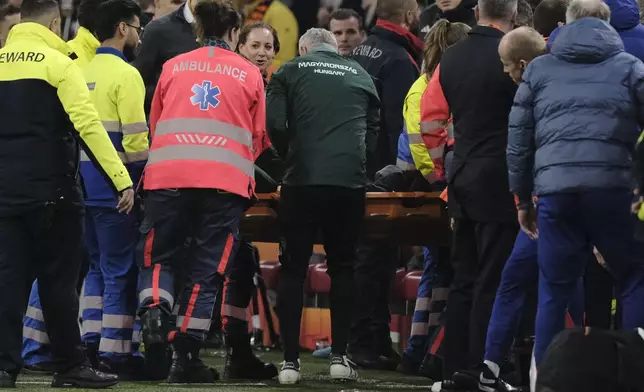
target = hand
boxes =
[632,195,643,215]
[518,208,538,240]
[593,246,607,269]
[450,218,455,231]
[117,188,135,214]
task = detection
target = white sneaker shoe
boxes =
[431,381,442,392]
[278,360,301,385]
[329,355,358,381]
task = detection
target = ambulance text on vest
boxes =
[0,52,45,63]
[172,61,247,83]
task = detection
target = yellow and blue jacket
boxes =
[67,26,100,68]
[400,75,430,172]
[82,47,149,206]
[0,23,131,213]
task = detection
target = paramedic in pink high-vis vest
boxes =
[136,0,271,384]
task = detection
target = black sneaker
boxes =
[477,365,523,392]
[379,345,402,371]
[0,371,16,388]
[141,308,171,380]
[223,347,277,380]
[441,369,479,391]
[166,339,219,384]
[22,362,58,375]
[397,353,421,376]
[346,349,382,369]
[84,343,100,369]
[98,356,145,381]
[51,365,119,388]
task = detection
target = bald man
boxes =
[499,26,547,84]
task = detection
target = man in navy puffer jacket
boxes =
[605,0,644,61]
[507,7,644,368]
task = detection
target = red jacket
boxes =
[419,65,454,182]
[145,45,269,198]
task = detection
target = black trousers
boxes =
[584,256,615,329]
[442,218,518,378]
[349,242,399,354]
[277,185,365,362]
[0,203,86,374]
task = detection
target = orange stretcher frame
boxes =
[241,192,450,246]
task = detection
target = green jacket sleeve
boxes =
[57,61,133,193]
[266,65,289,160]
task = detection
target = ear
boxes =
[474,5,479,21]
[519,59,527,70]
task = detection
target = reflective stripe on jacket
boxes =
[145,45,268,197]
[82,47,149,206]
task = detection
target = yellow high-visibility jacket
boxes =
[67,26,100,68]
[244,0,298,74]
[0,22,132,211]
[404,74,434,176]
[82,47,149,206]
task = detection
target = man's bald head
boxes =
[500,26,546,63]
[376,0,418,23]
[499,26,546,83]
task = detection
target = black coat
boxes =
[418,0,477,39]
[351,24,422,175]
[133,4,199,116]
[439,26,518,223]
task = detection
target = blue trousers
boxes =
[403,247,434,364]
[534,190,644,365]
[23,207,142,365]
[137,189,244,342]
[80,206,139,361]
[484,231,584,365]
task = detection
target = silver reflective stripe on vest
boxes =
[154,118,252,148]
[176,316,211,331]
[148,145,254,177]
[446,123,454,139]
[396,158,416,171]
[420,119,448,133]
[122,122,148,135]
[124,150,149,162]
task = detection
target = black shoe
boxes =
[477,365,523,392]
[0,371,16,388]
[346,349,382,369]
[396,354,421,376]
[441,369,479,391]
[224,347,278,380]
[141,308,171,380]
[51,365,119,388]
[98,357,145,381]
[379,346,402,371]
[22,362,58,375]
[167,338,219,384]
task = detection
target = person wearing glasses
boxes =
[77,0,149,380]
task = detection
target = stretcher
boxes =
[241,192,450,246]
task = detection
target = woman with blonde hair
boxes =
[397,18,470,377]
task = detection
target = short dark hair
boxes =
[376,0,416,23]
[238,22,280,54]
[20,0,59,19]
[533,0,568,36]
[0,3,19,20]
[78,0,108,31]
[330,8,364,30]
[516,0,534,26]
[94,0,141,42]
[194,0,242,42]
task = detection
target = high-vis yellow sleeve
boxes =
[58,61,133,192]
[117,70,150,163]
[405,75,435,177]
[265,2,298,74]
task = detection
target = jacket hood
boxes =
[550,18,624,63]
[5,22,73,56]
[605,0,640,31]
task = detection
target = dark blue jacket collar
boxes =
[96,46,127,61]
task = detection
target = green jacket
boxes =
[267,45,380,189]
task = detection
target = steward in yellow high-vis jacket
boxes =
[0,0,131,387]
[68,25,100,67]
